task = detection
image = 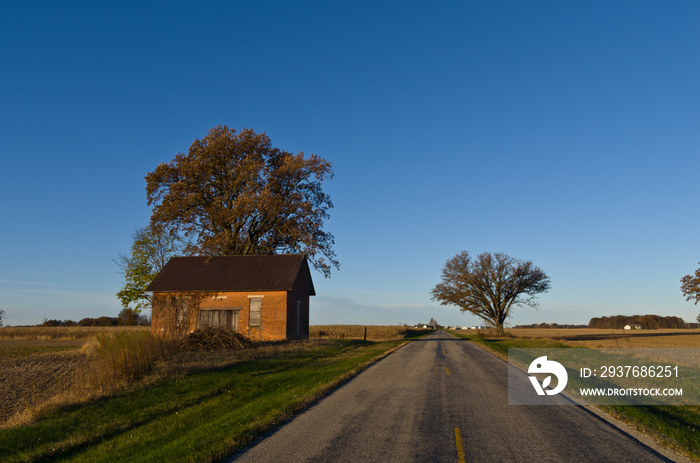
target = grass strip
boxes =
[452,331,571,357]
[0,339,403,463]
[448,330,700,461]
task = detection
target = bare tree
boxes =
[431,251,551,336]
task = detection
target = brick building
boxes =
[146,254,314,341]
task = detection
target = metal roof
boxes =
[145,254,315,295]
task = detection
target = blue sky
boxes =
[1,1,698,327]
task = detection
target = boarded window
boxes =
[176,298,188,327]
[249,297,262,327]
[197,309,239,330]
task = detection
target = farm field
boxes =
[455,328,700,348]
[0,346,85,425]
[309,324,428,341]
[0,327,410,462]
[0,327,147,426]
[0,325,148,340]
[0,325,424,428]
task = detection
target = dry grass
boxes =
[75,331,178,393]
[162,338,335,374]
[310,325,424,341]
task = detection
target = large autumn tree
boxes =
[146,126,338,277]
[431,251,551,335]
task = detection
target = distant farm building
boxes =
[146,254,314,341]
[624,324,642,330]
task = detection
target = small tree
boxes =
[431,251,551,336]
[681,263,700,305]
[117,308,139,326]
[115,227,182,313]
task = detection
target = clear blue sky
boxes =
[1,1,698,327]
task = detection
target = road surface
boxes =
[229,331,676,462]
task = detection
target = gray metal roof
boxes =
[145,254,315,295]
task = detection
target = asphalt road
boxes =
[229,331,675,462]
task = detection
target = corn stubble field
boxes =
[1,325,698,429]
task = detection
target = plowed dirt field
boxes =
[0,341,87,425]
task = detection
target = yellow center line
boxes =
[455,427,466,463]
[446,367,450,375]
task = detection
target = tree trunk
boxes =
[495,323,505,337]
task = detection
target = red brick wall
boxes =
[152,290,292,341]
[151,293,197,339]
